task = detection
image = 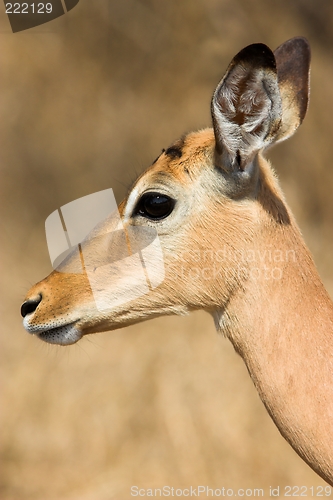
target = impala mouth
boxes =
[25,321,82,346]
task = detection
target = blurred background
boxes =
[1,1,333,498]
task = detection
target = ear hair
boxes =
[211,38,311,176]
[211,43,282,173]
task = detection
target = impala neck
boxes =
[214,195,333,484]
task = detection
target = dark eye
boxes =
[134,192,175,220]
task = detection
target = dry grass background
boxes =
[1,1,333,499]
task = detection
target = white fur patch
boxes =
[123,186,139,222]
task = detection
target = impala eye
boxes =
[134,192,175,220]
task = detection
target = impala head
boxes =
[21,37,310,345]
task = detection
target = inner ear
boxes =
[211,43,282,172]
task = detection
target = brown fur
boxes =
[22,39,333,484]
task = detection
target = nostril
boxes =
[21,295,42,318]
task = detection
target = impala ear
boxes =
[211,43,282,173]
[273,37,311,143]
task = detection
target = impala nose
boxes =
[21,295,42,318]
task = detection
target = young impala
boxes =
[21,37,333,485]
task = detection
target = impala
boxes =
[21,37,333,485]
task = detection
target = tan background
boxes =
[1,1,333,498]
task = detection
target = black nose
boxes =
[21,296,42,318]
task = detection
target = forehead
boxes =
[145,128,215,184]
[120,129,216,220]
